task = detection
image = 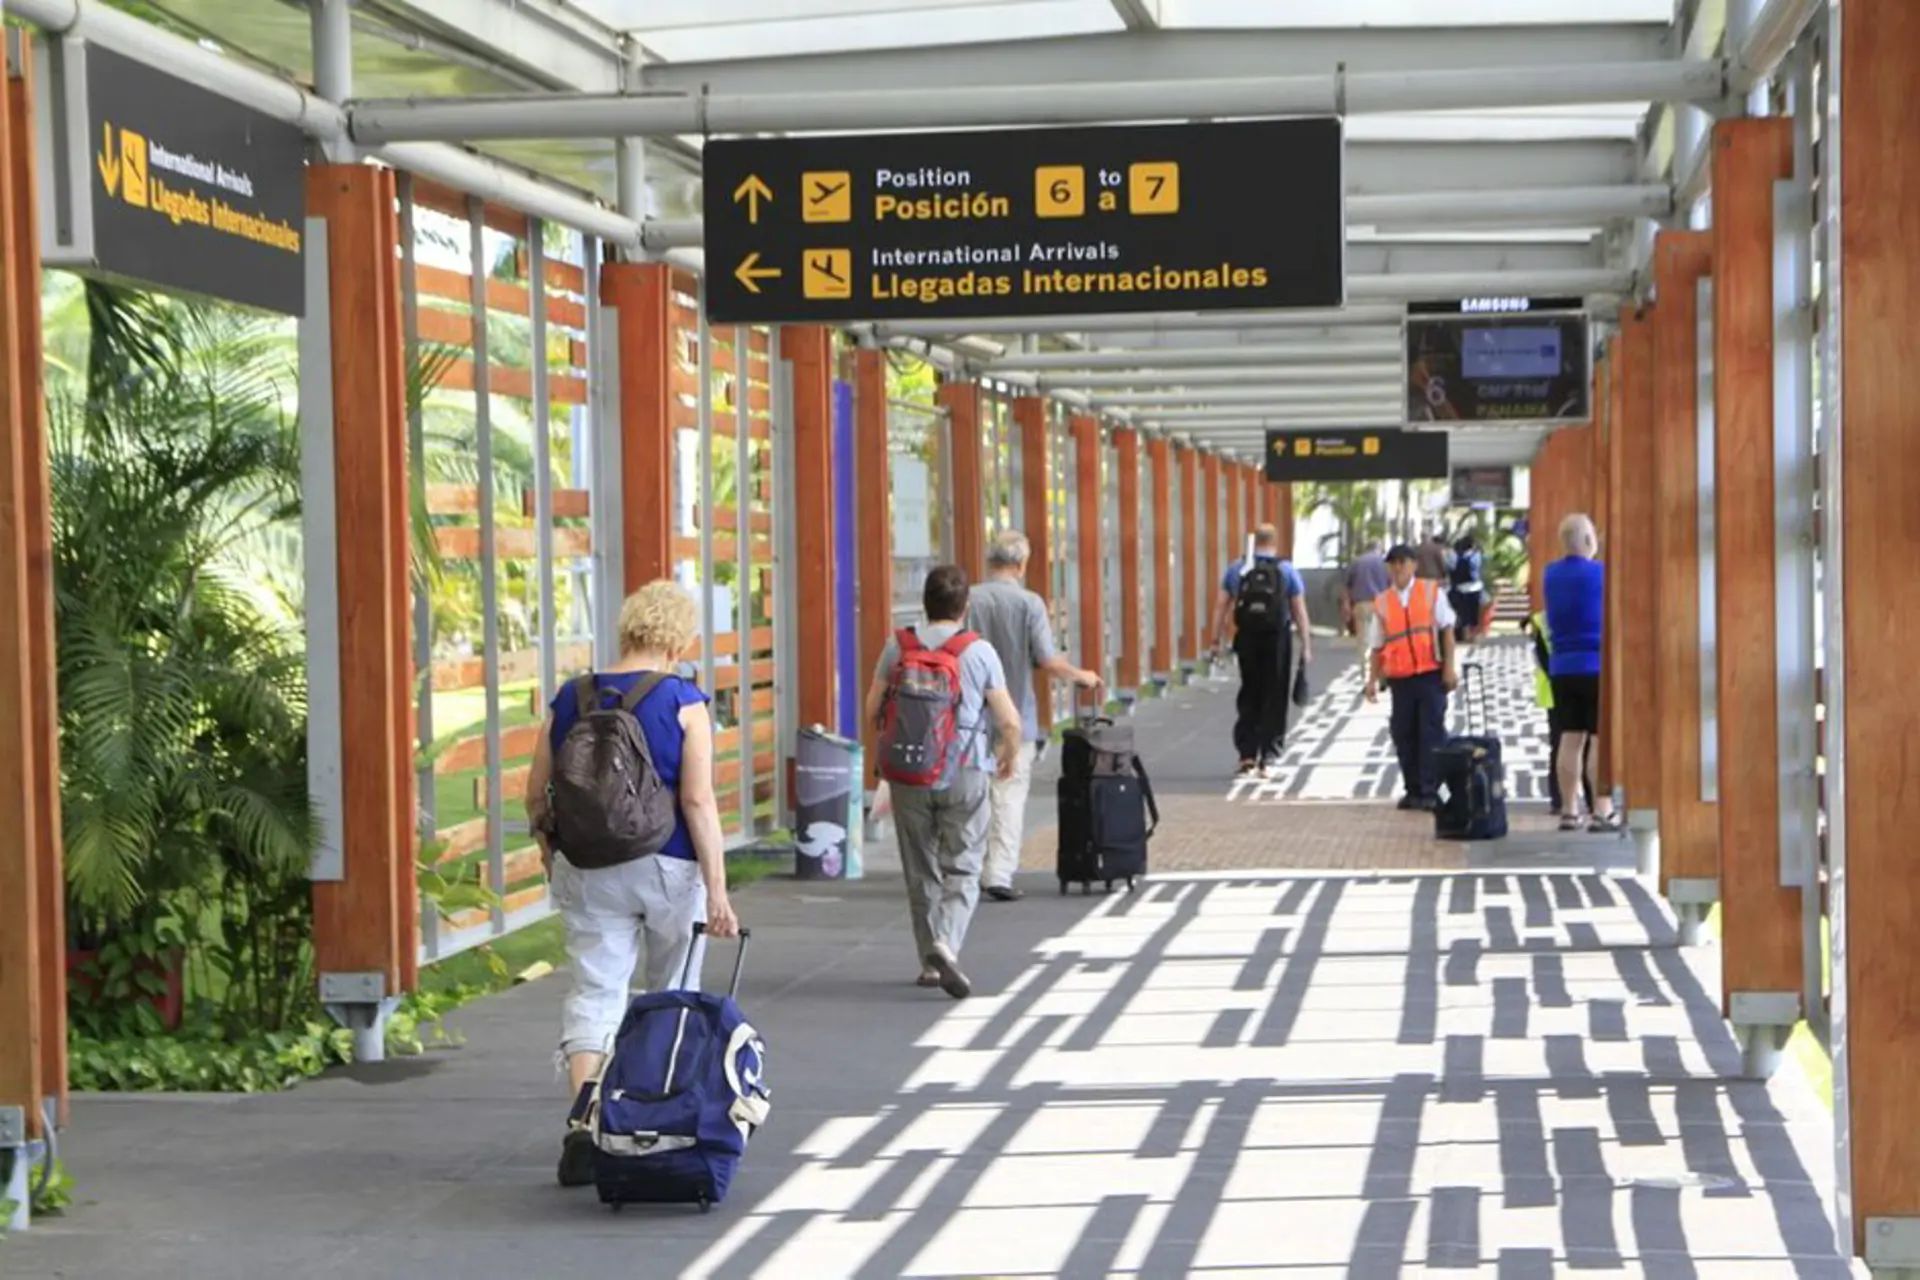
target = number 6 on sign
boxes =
[1035,165,1085,218]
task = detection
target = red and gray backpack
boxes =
[877,628,978,787]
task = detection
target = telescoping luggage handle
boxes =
[1460,661,1490,738]
[679,921,752,998]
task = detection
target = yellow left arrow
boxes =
[733,174,773,223]
[735,252,781,294]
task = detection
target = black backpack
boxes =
[1234,559,1286,635]
[541,673,678,870]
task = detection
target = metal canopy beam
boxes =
[1109,0,1160,32]
[376,0,626,92]
[1347,140,1642,196]
[989,341,1406,372]
[873,305,1408,341]
[607,0,1032,30]
[637,24,1675,97]
[1038,365,1404,391]
[347,59,1727,144]
[1093,387,1405,408]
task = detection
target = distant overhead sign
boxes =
[37,41,307,314]
[1406,311,1591,424]
[1451,466,1515,506]
[1406,296,1584,316]
[701,118,1345,325]
[1264,429,1449,483]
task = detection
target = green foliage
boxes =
[67,1024,355,1094]
[33,1160,75,1217]
[1300,482,1390,565]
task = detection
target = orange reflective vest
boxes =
[1375,581,1442,680]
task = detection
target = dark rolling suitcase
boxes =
[1434,662,1508,841]
[1057,707,1160,894]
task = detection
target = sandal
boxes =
[1587,811,1624,833]
[1557,813,1584,832]
[916,970,941,988]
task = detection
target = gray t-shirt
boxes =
[1345,551,1390,602]
[967,578,1056,743]
[873,621,1008,789]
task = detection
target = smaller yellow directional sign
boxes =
[1363,436,1380,455]
[802,248,852,300]
[733,174,772,224]
[734,251,782,294]
[1129,160,1178,215]
[120,128,149,208]
[801,171,851,223]
[1034,165,1084,218]
[1266,430,1448,483]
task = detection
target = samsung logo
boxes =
[1459,296,1532,313]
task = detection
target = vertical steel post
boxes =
[398,177,436,962]
[697,277,717,694]
[770,327,797,828]
[530,223,558,704]
[468,199,505,934]
[735,327,754,836]
[309,0,355,164]
[589,254,623,667]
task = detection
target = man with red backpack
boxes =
[865,565,1023,1000]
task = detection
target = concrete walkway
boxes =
[8,660,1854,1278]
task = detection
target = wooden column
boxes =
[1591,348,1616,793]
[0,33,51,1142]
[601,263,674,591]
[938,379,985,581]
[783,327,837,731]
[1712,116,1800,1013]
[1178,445,1200,664]
[1615,306,1660,817]
[1652,232,1718,900]
[1149,437,1174,679]
[308,165,413,996]
[853,349,891,785]
[1839,0,1920,1249]
[1270,481,1295,559]
[8,54,61,1127]
[1528,432,1555,614]
[1242,465,1258,543]
[1201,452,1223,620]
[1224,456,1243,569]
[1013,397,1051,598]
[1071,416,1105,681]
[1114,428,1143,693]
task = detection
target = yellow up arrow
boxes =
[96,123,120,197]
[735,252,781,294]
[732,174,772,224]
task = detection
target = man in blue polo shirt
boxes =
[1210,523,1313,778]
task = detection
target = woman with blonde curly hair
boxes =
[525,578,741,1186]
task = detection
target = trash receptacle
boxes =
[793,725,863,881]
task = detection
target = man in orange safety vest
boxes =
[1364,544,1460,810]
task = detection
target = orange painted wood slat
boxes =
[434,722,542,777]
[413,262,588,330]
[433,817,489,862]
[1651,232,1717,897]
[940,380,986,580]
[527,488,590,519]
[1614,306,1660,812]
[1202,452,1222,639]
[1150,438,1174,676]
[408,176,530,240]
[1711,116,1801,1007]
[855,350,892,787]
[605,263,675,589]
[1592,349,1616,791]
[308,164,410,993]
[1115,429,1143,690]
[697,504,772,535]
[439,356,588,406]
[786,327,838,730]
[1837,0,1920,1244]
[712,627,776,660]
[497,764,531,806]
[432,642,592,693]
[434,525,591,560]
[1073,416,1105,679]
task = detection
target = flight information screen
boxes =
[1406,312,1590,423]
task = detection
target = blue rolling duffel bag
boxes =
[568,923,770,1213]
[1434,662,1509,842]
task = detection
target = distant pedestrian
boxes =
[1449,534,1486,644]
[1542,514,1619,832]
[1525,607,1593,817]
[1211,523,1312,778]
[1341,539,1389,638]
[1364,545,1459,810]
[867,565,1023,998]
[969,530,1102,903]
[1414,531,1453,583]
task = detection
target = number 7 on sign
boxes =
[1129,162,1179,215]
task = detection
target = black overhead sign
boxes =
[700,118,1345,325]
[1264,428,1450,483]
[1406,296,1584,316]
[72,45,306,314]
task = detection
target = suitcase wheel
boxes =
[1058,879,1069,896]
[1082,881,1093,896]
[698,1197,712,1215]
[1102,880,1113,894]
[609,1202,625,1214]
[1126,877,1138,892]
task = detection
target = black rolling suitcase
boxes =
[1057,704,1159,894]
[1434,662,1508,841]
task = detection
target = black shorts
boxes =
[1550,674,1601,734]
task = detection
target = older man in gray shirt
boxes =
[968,530,1102,902]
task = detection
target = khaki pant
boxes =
[982,741,1038,890]
[892,769,992,962]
